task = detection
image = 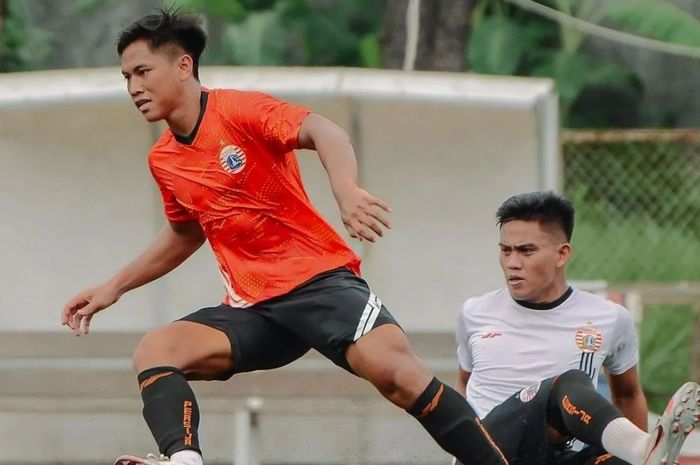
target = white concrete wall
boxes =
[0,67,556,332]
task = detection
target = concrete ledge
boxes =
[0,330,459,403]
[0,330,458,358]
[0,330,458,464]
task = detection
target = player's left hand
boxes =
[336,185,391,242]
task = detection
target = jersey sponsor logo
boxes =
[481,332,502,339]
[219,145,247,174]
[575,326,602,353]
[518,381,541,403]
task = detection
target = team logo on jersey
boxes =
[575,326,603,353]
[219,145,246,174]
[519,381,541,403]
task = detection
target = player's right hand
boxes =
[61,284,120,336]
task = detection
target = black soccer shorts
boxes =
[179,267,400,378]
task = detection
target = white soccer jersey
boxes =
[456,287,638,418]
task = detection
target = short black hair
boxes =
[117,8,207,80]
[496,191,575,241]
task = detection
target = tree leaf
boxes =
[584,62,635,89]
[358,34,380,68]
[531,51,590,103]
[70,0,113,15]
[171,0,248,23]
[533,51,635,102]
[604,0,700,48]
[223,8,285,65]
[467,16,526,74]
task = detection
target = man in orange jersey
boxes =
[61,9,507,465]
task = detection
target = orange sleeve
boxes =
[150,166,195,223]
[229,91,311,154]
[157,184,196,223]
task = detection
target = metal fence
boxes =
[563,130,700,284]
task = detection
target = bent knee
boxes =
[132,322,233,379]
[555,369,593,387]
[132,329,185,373]
[369,357,431,405]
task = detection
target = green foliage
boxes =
[280,0,386,67]
[70,0,118,16]
[0,0,52,72]
[564,136,700,411]
[565,142,700,231]
[604,0,700,48]
[539,53,638,124]
[531,52,632,111]
[222,6,286,66]
[467,0,700,127]
[567,218,700,283]
[468,16,527,75]
[358,34,381,69]
[166,0,385,67]
[466,1,638,126]
[170,0,248,22]
[639,306,692,413]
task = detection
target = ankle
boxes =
[170,450,203,465]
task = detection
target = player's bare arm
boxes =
[607,366,649,431]
[457,368,471,398]
[297,113,392,243]
[61,220,205,336]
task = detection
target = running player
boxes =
[61,8,506,465]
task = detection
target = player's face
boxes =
[498,220,570,303]
[120,40,184,122]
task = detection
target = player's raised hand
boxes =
[336,185,392,242]
[61,284,120,336]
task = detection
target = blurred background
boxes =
[0,1,698,464]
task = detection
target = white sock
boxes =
[601,417,650,465]
[170,450,203,465]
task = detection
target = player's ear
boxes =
[557,242,571,268]
[177,54,194,80]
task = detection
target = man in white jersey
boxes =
[456,191,699,465]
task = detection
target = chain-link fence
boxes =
[563,130,700,284]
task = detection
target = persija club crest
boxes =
[519,381,541,403]
[575,326,603,353]
[219,145,246,174]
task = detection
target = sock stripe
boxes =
[417,384,444,418]
[475,417,509,465]
[139,372,175,391]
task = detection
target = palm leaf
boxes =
[468,16,527,75]
[223,8,285,66]
[604,0,700,48]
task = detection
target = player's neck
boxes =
[166,83,203,137]
[515,279,571,309]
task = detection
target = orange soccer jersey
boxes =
[148,88,361,307]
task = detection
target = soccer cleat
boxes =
[642,382,700,465]
[113,454,185,465]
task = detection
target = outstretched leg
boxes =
[115,320,234,465]
[547,370,700,465]
[346,324,508,465]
